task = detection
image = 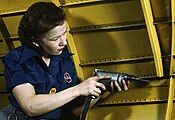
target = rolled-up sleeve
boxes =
[3,53,28,90]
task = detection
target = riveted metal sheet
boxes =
[12,41,21,48]
[2,16,22,38]
[87,103,167,120]
[81,60,156,79]
[154,23,171,55]
[150,0,171,55]
[72,29,152,62]
[0,0,52,15]
[172,103,175,120]
[140,0,164,77]
[0,93,10,109]
[64,1,144,28]
[0,42,8,56]
[0,16,15,51]
[60,0,104,5]
[0,59,4,75]
[166,0,175,119]
[63,0,159,79]
[150,0,172,77]
[72,28,157,77]
[150,0,171,18]
[0,76,6,92]
[97,85,169,105]
[170,0,175,76]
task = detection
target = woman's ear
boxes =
[32,41,39,47]
[31,37,40,47]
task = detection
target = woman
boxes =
[0,2,128,120]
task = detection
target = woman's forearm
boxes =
[13,84,80,117]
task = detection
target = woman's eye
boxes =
[53,38,58,41]
[49,31,67,41]
[51,37,59,41]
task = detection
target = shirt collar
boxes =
[19,46,39,64]
[19,46,73,64]
[59,50,74,58]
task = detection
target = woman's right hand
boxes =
[75,76,110,98]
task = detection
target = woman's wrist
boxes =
[71,85,81,98]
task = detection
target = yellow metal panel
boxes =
[65,1,144,28]
[87,104,167,120]
[98,85,169,105]
[2,16,22,38]
[0,93,10,109]
[0,59,4,74]
[0,16,15,51]
[170,0,175,75]
[72,29,152,62]
[0,42,8,56]
[0,76,6,91]
[150,0,171,18]
[82,61,156,79]
[150,0,172,76]
[140,0,163,77]
[12,41,21,48]
[63,1,171,120]
[150,0,171,55]
[172,103,175,120]
[165,77,175,120]
[62,0,105,5]
[52,0,61,6]
[0,0,52,15]
[171,59,175,74]
[166,0,175,120]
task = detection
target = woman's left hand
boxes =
[110,80,130,92]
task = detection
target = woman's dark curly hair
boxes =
[18,2,66,48]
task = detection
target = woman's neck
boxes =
[42,56,51,67]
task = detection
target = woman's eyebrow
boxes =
[48,30,67,40]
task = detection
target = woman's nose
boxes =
[59,35,67,46]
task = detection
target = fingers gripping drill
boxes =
[94,69,149,90]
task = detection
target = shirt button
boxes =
[49,75,52,77]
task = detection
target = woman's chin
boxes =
[55,50,63,55]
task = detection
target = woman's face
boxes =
[37,22,67,56]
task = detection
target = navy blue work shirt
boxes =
[2,45,79,119]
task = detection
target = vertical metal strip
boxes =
[170,0,175,75]
[166,0,175,120]
[52,0,61,6]
[140,0,163,77]
[0,16,14,51]
[66,24,84,80]
[165,77,175,120]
